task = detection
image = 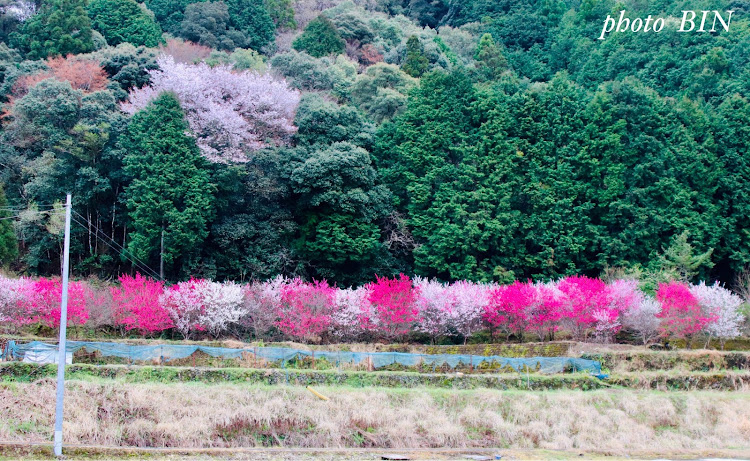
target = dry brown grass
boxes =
[1,380,749,455]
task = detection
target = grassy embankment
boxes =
[1,379,749,456]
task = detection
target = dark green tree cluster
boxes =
[292,16,345,58]
[1,0,750,287]
[12,0,94,58]
[376,67,750,282]
[87,0,164,48]
[147,0,274,51]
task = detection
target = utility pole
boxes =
[160,227,164,280]
[53,194,72,457]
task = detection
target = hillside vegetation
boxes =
[0,0,748,288]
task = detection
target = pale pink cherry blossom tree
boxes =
[628,296,661,345]
[445,280,490,344]
[690,281,744,348]
[413,277,453,343]
[331,285,372,341]
[241,276,287,340]
[198,280,247,338]
[0,275,32,328]
[122,55,301,163]
[160,279,206,340]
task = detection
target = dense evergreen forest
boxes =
[0,0,748,286]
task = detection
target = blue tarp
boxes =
[4,340,601,374]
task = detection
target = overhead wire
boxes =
[69,211,162,280]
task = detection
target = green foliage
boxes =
[179,1,246,51]
[87,0,164,47]
[146,0,274,50]
[290,142,392,283]
[0,183,18,266]
[87,43,159,94]
[654,232,715,283]
[122,92,215,279]
[144,0,195,34]
[222,0,275,51]
[266,0,296,30]
[12,0,94,59]
[376,69,520,281]
[229,48,265,71]
[401,35,428,77]
[294,93,374,148]
[474,33,506,80]
[292,16,345,58]
[0,78,127,275]
[350,63,417,123]
[207,152,297,281]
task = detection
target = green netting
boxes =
[3,340,601,374]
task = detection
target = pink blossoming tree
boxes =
[276,278,336,342]
[122,56,301,163]
[656,281,714,347]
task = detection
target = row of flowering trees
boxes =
[0,273,746,346]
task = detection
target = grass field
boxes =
[1,378,750,457]
[3,340,750,458]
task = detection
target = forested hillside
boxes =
[0,0,748,286]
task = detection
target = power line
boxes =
[0,210,56,221]
[70,214,162,281]
[69,212,162,281]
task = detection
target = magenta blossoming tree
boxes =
[656,281,714,346]
[366,274,420,339]
[483,281,536,340]
[122,55,301,163]
[111,274,171,336]
[527,282,563,341]
[557,276,613,341]
[276,278,336,342]
[26,277,89,329]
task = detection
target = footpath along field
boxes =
[1,339,750,459]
